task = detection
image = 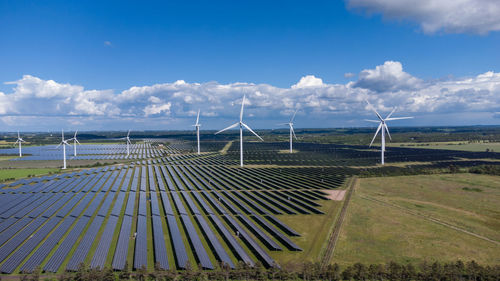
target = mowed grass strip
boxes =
[269,199,341,264]
[333,174,500,266]
[0,168,60,182]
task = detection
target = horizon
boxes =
[3,124,500,135]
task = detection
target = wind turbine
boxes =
[215,95,263,167]
[68,130,81,157]
[193,109,201,155]
[14,131,26,157]
[279,109,298,153]
[120,130,132,157]
[365,101,413,165]
[56,130,72,169]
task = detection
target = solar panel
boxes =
[133,215,147,269]
[66,215,105,271]
[90,215,119,269]
[166,215,188,269]
[44,216,90,272]
[20,217,76,273]
[112,215,132,270]
[151,215,169,269]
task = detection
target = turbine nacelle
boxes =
[214,94,263,166]
[365,100,413,164]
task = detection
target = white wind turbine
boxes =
[193,109,201,155]
[215,95,263,167]
[14,131,26,157]
[279,109,298,153]
[120,130,132,157]
[67,130,81,157]
[365,101,413,165]
[56,130,72,169]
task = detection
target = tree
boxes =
[119,261,131,280]
[135,265,147,281]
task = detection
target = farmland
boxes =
[333,174,500,266]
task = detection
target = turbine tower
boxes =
[279,109,298,153]
[56,130,72,169]
[193,109,201,155]
[365,101,413,165]
[14,131,26,157]
[68,130,80,157]
[121,130,132,157]
[215,95,263,167]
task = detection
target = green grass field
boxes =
[387,141,500,152]
[269,199,342,264]
[333,174,500,266]
[0,156,18,161]
[0,168,61,182]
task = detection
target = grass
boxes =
[268,197,342,264]
[0,156,18,161]
[333,173,500,266]
[387,141,500,152]
[220,141,233,154]
[0,168,60,182]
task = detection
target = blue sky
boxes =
[0,0,499,131]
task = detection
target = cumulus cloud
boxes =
[291,75,325,89]
[346,0,500,34]
[353,61,423,92]
[144,102,172,116]
[1,61,500,129]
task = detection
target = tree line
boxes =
[17,260,500,281]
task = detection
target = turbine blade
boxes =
[369,123,382,147]
[195,109,200,125]
[18,131,20,139]
[291,125,297,140]
[384,123,392,141]
[364,119,380,123]
[240,95,246,122]
[366,100,383,121]
[74,130,78,138]
[75,139,81,144]
[385,116,414,121]
[277,123,289,126]
[14,140,19,145]
[386,107,397,119]
[127,130,130,137]
[56,142,62,149]
[290,109,298,123]
[215,122,239,135]
[241,122,263,141]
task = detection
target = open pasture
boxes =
[333,174,500,266]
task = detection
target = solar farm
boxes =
[0,132,499,278]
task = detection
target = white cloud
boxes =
[344,72,356,79]
[353,61,423,92]
[347,0,500,34]
[291,75,325,89]
[1,61,500,129]
[144,102,172,116]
